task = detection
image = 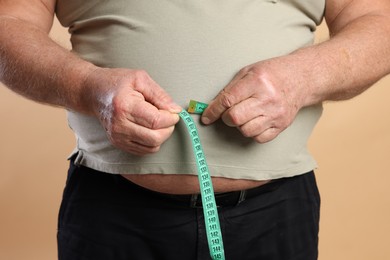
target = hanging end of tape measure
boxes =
[187,100,208,114]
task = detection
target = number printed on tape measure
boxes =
[205,196,213,204]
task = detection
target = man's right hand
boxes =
[82,68,182,156]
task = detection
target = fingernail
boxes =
[201,116,211,125]
[170,104,183,113]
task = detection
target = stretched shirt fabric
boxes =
[56,0,326,181]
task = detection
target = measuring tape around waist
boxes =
[179,100,225,260]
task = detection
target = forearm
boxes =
[292,13,390,107]
[0,16,98,114]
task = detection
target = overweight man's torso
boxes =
[58,0,325,186]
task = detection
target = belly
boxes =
[121,174,270,194]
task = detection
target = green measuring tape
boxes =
[179,100,225,260]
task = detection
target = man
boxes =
[1,0,390,259]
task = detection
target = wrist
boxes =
[76,65,107,116]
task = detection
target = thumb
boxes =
[202,71,259,125]
[202,84,250,125]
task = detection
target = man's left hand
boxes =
[201,60,304,143]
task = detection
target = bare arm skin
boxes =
[202,0,390,143]
[0,0,181,156]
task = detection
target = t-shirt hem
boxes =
[69,150,318,181]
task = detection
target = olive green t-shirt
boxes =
[56,0,325,180]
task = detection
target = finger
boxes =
[202,73,256,125]
[238,116,275,138]
[132,70,182,113]
[253,128,281,143]
[127,101,180,129]
[109,123,176,154]
[237,115,283,143]
[128,124,176,147]
[221,97,262,127]
[125,142,161,156]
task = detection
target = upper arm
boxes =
[0,0,56,33]
[325,0,390,35]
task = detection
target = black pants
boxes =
[57,162,320,260]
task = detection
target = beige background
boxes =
[1,19,389,260]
